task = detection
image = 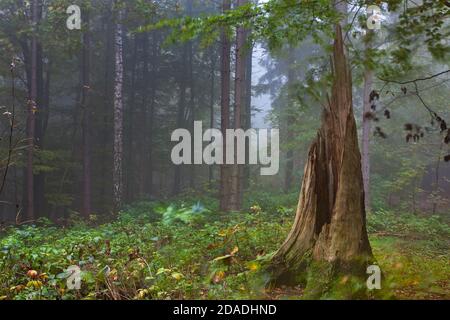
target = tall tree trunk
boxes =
[243,41,253,190]
[228,0,248,211]
[361,33,374,214]
[284,47,295,192]
[25,0,39,221]
[219,0,231,211]
[139,33,150,198]
[268,25,373,299]
[34,39,46,218]
[187,0,196,190]
[125,36,138,202]
[81,11,92,218]
[146,33,158,197]
[361,70,373,214]
[209,51,216,185]
[173,44,188,196]
[113,6,124,212]
[432,142,443,214]
[100,6,113,211]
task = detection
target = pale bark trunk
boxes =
[26,0,38,221]
[268,25,373,298]
[81,11,92,218]
[361,67,373,213]
[243,43,253,190]
[113,8,124,211]
[125,36,138,202]
[284,48,295,192]
[228,0,248,211]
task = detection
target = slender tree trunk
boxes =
[173,1,196,195]
[361,66,373,214]
[187,50,195,190]
[125,36,138,202]
[25,0,39,221]
[29,0,45,218]
[100,7,113,210]
[432,142,443,214]
[138,32,157,198]
[147,95,155,197]
[146,33,158,197]
[209,51,216,184]
[243,41,253,190]
[81,11,92,218]
[139,34,149,197]
[173,44,188,196]
[361,29,374,213]
[219,0,231,211]
[268,25,373,299]
[42,62,50,136]
[412,176,417,214]
[228,0,248,211]
[113,7,124,212]
[186,0,196,190]
[34,40,46,218]
[284,47,295,192]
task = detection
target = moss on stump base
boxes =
[264,25,375,299]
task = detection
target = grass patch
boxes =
[0,198,448,300]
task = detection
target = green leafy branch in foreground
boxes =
[138,0,339,49]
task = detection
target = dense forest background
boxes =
[0,0,449,300]
[0,0,449,221]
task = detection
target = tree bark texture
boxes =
[219,0,232,211]
[25,0,39,220]
[268,25,373,298]
[361,32,374,213]
[361,68,373,213]
[228,0,248,211]
[81,11,92,218]
[113,8,124,212]
[284,47,295,192]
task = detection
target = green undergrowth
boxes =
[0,194,448,300]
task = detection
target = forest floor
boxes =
[0,192,449,300]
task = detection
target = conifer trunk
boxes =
[361,32,374,213]
[113,7,124,211]
[25,0,39,220]
[219,0,231,211]
[81,11,92,218]
[228,0,248,211]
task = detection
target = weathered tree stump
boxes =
[268,25,374,299]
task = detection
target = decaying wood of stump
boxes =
[268,25,373,294]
